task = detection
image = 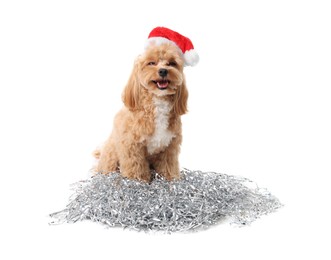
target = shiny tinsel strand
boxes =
[50,169,282,232]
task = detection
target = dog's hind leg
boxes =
[95,142,119,174]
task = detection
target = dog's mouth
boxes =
[152,80,170,90]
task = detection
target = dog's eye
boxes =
[147,61,156,66]
[167,61,177,67]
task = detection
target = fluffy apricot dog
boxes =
[94,27,198,182]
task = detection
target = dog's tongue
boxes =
[157,80,169,89]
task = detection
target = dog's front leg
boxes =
[153,137,181,181]
[118,142,151,182]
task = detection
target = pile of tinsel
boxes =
[50,169,282,233]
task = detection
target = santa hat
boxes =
[146,27,199,67]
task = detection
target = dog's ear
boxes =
[173,77,188,116]
[122,61,140,111]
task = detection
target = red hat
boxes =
[146,27,199,67]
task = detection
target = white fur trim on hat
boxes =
[146,37,173,47]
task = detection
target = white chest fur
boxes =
[146,97,175,155]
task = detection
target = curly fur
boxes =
[94,43,188,182]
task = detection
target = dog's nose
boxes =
[158,68,168,77]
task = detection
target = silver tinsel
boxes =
[50,169,282,232]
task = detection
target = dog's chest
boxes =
[146,98,175,155]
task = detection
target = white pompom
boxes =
[183,49,199,67]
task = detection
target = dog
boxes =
[93,27,198,182]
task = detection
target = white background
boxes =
[1,0,330,259]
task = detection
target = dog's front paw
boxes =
[154,164,180,181]
[163,170,180,181]
[121,167,152,183]
[137,172,152,183]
